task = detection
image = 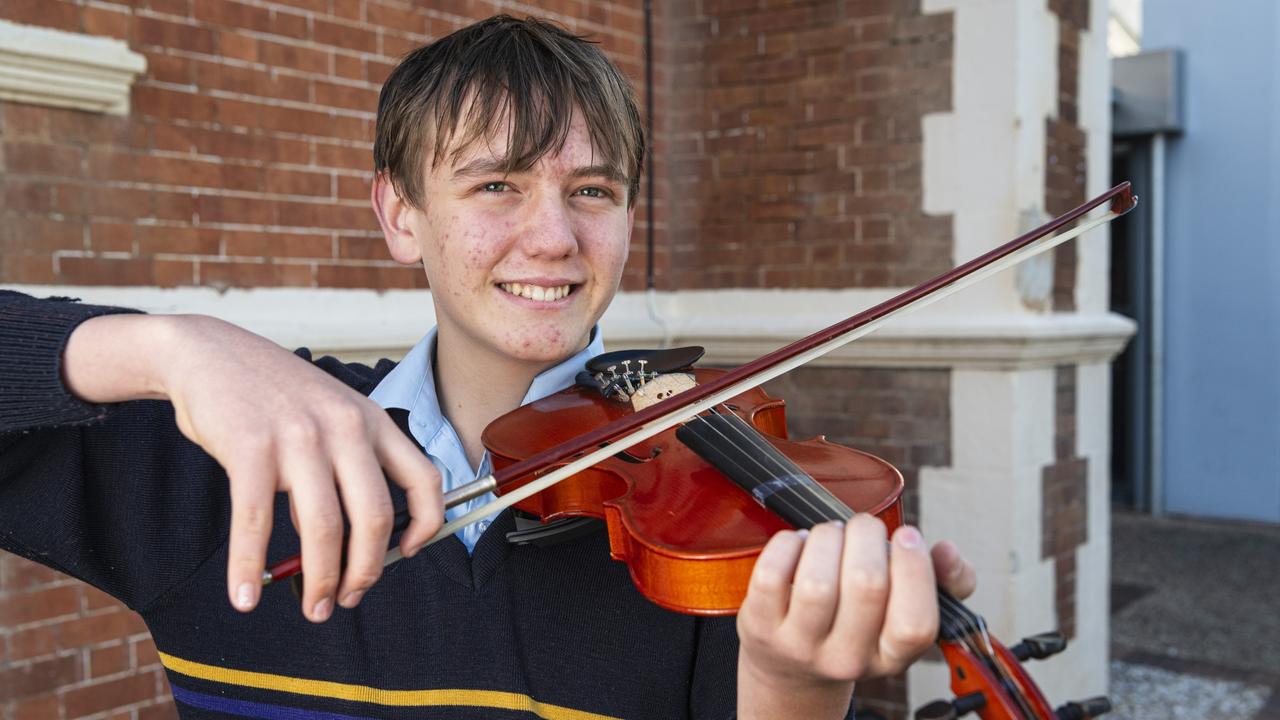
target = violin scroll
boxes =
[922,627,1110,719]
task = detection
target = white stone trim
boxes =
[912,0,1117,710]
[0,20,147,116]
[3,285,1133,370]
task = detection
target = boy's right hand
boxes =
[63,313,443,622]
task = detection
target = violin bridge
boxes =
[630,372,697,412]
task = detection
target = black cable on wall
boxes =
[643,0,655,290]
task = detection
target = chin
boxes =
[496,328,590,366]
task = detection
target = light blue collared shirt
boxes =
[368,328,605,552]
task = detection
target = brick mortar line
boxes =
[137,79,378,121]
[133,116,376,147]
[135,44,383,83]
[79,151,348,175]
[131,5,644,58]
[11,182,369,204]
[158,223,380,235]
[50,251,402,268]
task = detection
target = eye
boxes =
[574,186,611,199]
[480,181,510,193]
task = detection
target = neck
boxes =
[433,326,559,471]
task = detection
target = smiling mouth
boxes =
[498,282,575,302]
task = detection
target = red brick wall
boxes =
[0,0,648,291]
[0,555,167,720]
[1,1,961,717]
[0,3,649,718]
[1047,0,1088,313]
[662,0,953,290]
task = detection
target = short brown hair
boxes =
[374,15,645,208]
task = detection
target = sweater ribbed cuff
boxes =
[0,293,144,431]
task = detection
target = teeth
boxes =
[499,283,572,301]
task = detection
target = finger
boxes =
[931,540,977,600]
[225,461,276,612]
[331,443,395,609]
[741,529,808,632]
[372,414,443,555]
[828,514,891,660]
[282,446,345,623]
[877,526,940,673]
[778,521,846,644]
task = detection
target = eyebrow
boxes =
[450,158,627,186]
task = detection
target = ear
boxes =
[371,174,423,265]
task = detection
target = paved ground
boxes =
[1108,511,1280,720]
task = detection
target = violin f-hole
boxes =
[602,442,660,464]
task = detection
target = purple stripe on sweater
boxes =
[170,684,377,720]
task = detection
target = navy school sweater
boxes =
[0,291,865,719]
[0,291,764,720]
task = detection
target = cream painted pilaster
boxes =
[910,0,1115,710]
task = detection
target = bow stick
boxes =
[264,181,1136,585]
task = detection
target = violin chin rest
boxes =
[584,346,705,375]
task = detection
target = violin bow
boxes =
[264,181,1137,584]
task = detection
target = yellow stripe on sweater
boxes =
[158,652,622,720]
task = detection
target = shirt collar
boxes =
[368,327,605,445]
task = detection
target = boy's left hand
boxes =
[735,516,977,720]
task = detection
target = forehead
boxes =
[429,100,602,175]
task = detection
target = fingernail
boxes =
[341,590,364,607]
[235,582,257,611]
[896,526,923,549]
[312,597,333,622]
[405,542,424,558]
[796,529,811,539]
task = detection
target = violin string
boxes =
[682,411,1022,671]
[678,409,834,529]
[700,408,852,524]
[695,410,991,642]
[682,418,832,529]
[692,408,832,527]
[691,409,837,527]
[682,409,997,659]
[622,375,1044,712]
[689,410,992,647]
[710,409,855,523]
[935,594,1036,717]
[689,410,982,637]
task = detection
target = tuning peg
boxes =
[1055,696,1112,719]
[914,692,985,720]
[1010,631,1067,661]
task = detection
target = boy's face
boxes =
[376,109,634,370]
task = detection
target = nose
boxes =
[516,192,579,259]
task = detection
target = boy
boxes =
[0,16,974,719]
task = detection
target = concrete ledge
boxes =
[0,20,147,116]
[604,289,1135,369]
[2,284,1135,370]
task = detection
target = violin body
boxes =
[483,368,904,615]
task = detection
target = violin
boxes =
[485,359,904,615]
[484,358,1106,720]
[266,182,1137,719]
